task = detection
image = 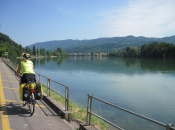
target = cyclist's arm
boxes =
[16,63,21,77]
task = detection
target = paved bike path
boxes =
[0,59,75,130]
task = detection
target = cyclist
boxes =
[16,53,36,86]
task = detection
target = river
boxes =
[22,56,175,130]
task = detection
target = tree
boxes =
[140,42,175,58]
[57,47,62,53]
[33,46,36,55]
[37,49,39,55]
[46,51,51,57]
[28,49,32,55]
[53,51,60,56]
[122,46,140,57]
[141,44,148,57]
[25,46,29,53]
[40,48,46,56]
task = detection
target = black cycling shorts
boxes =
[21,74,36,84]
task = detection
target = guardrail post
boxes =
[47,78,50,97]
[86,93,92,126]
[65,86,69,111]
[166,123,174,130]
[37,74,40,83]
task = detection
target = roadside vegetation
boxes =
[0,32,22,61]
[41,83,108,130]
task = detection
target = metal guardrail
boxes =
[1,58,69,111]
[86,93,175,130]
[36,73,69,111]
[1,58,18,72]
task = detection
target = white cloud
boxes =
[100,0,175,37]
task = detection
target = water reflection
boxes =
[32,57,66,66]
[31,57,175,73]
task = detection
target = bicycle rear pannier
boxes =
[23,86,30,101]
[20,83,29,101]
[35,83,43,100]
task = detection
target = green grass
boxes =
[40,83,108,130]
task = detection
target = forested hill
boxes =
[0,32,22,60]
[28,35,175,52]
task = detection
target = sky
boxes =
[0,0,175,47]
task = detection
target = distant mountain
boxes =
[28,35,175,52]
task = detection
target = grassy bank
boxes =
[40,83,108,130]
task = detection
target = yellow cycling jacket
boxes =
[21,60,35,74]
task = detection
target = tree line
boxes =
[0,32,67,62]
[24,46,67,57]
[109,42,175,58]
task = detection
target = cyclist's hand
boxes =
[16,72,19,77]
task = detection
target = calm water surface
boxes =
[31,57,175,130]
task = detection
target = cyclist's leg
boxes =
[19,77,23,87]
[22,74,28,84]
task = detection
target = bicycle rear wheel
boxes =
[29,93,35,116]
[29,101,35,115]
